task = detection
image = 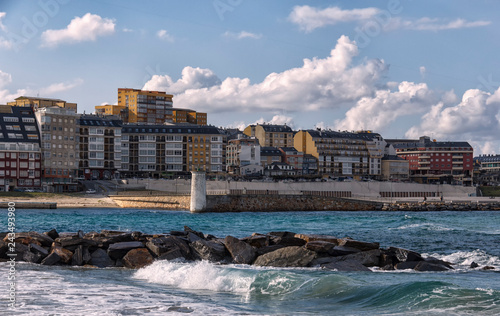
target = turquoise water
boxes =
[1,209,499,315]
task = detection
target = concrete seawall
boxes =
[0,202,56,209]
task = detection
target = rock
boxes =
[157,248,185,261]
[44,229,59,240]
[270,236,306,247]
[12,242,29,260]
[29,243,49,257]
[305,241,336,254]
[481,266,495,270]
[338,239,379,251]
[0,241,7,259]
[187,232,203,243]
[122,248,153,269]
[224,236,256,264]
[387,247,423,263]
[295,234,340,244]
[51,245,73,264]
[23,250,43,263]
[395,261,420,270]
[77,230,85,239]
[253,246,316,267]
[191,239,228,262]
[87,233,135,249]
[184,226,204,239]
[326,249,382,267]
[414,261,450,272]
[241,234,269,248]
[470,261,479,269]
[72,245,84,266]
[146,236,191,259]
[330,246,362,256]
[5,232,54,247]
[321,260,372,272]
[54,237,98,249]
[170,230,188,237]
[107,241,145,260]
[424,257,453,269]
[268,231,297,238]
[41,252,61,265]
[89,248,115,268]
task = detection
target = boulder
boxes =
[187,232,203,243]
[41,252,61,265]
[338,238,379,251]
[295,234,340,244]
[146,236,191,259]
[387,247,423,263]
[107,241,145,260]
[157,248,185,261]
[321,260,372,272]
[54,237,98,249]
[12,242,29,260]
[241,234,269,248]
[23,250,43,264]
[184,226,204,239]
[190,239,228,262]
[44,229,59,240]
[268,231,297,238]
[72,245,84,266]
[414,261,450,272]
[253,246,316,267]
[89,248,115,268]
[51,245,73,264]
[395,261,420,270]
[4,232,54,247]
[255,245,287,257]
[224,236,256,264]
[270,236,306,247]
[330,246,362,256]
[122,248,153,269]
[305,241,336,254]
[326,249,382,267]
[0,241,7,259]
[29,243,49,257]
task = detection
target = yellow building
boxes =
[168,108,207,125]
[243,124,294,147]
[117,88,173,124]
[8,96,77,111]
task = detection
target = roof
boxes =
[15,96,66,102]
[392,141,472,149]
[78,115,123,127]
[0,106,41,144]
[306,129,375,141]
[260,147,282,156]
[255,124,293,132]
[382,155,406,161]
[122,124,223,135]
[475,155,500,163]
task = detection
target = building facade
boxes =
[77,115,122,180]
[294,130,374,178]
[390,136,473,185]
[120,124,225,178]
[35,107,79,192]
[260,147,282,168]
[9,96,77,112]
[279,147,303,174]
[0,105,42,191]
[226,136,261,175]
[117,88,174,124]
[243,124,294,148]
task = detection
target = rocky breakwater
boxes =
[1,228,494,272]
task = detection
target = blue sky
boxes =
[1,0,500,154]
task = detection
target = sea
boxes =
[1,208,499,315]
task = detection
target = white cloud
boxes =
[386,17,491,31]
[406,88,500,140]
[223,31,262,40]
[157,29,174,42]
[334,81,435,132]
[0,12,7,31]
[123,28,134,33]
[143,66,221,94]
[40,78,84,95]
[159,36,386,114]
[0,70,12,88]
[288,5,380,32]
[419,66,426,79]
[253,115,295,127]
[41,13,115,47]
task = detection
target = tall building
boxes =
[226,136,261,175]
[120,124,225,178]
[169,108,207,125]
[8,96,77,112]
[388,136,473,185]
[117,88,173,124]
[35,107,79,192]
[243,124,294,147]
[0,105,42,191]
[294,129,375,178]
[77,115,123,180]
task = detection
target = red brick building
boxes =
[0,105,42,191]
[389,136,473,185]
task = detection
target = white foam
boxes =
[424,249,500,270]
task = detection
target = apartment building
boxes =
[260,147,282,169]
[0,105,42,191]
[169,108,207,125]
[279,147,303,174]
[226,136,262,175]
[243,124,294,147]
[9,96,77,111]
[116,88,174,124]
[77,115,122,180]
[120,124,225,178]
[389,136,473,185]
[35,107,79,192]
[294,129,375,178]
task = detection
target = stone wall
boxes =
[205,195,380,212]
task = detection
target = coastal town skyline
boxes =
[1,1,500,155]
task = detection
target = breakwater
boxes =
[0,202,56,209]
[4,227,490,272]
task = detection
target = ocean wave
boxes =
[423,249,500,270]
[393,223,453,231]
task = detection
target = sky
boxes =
[1,0,500,155]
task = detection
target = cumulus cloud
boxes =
[40,78,84,95]
[41,13,115,47]
[386,17,491,31]
[406,88,500,140]
[0,12,7,31]
[158,36,386,114]
[157,29,174,42]
[288,5,380,32]
[223,31,262,40]
[0,70,12,87]
[254,115,295,127]
[143,66,221,94]
[334,82,435,132]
